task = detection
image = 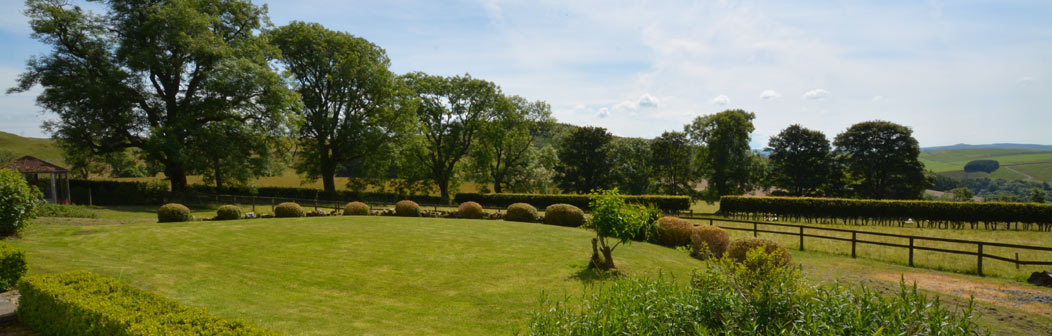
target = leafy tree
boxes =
[685,109,757,201]
[1031,188,1048,203]
[604,138,653,194]
[401,72,501,202]
[470,95,553,193]
[270,21,412,193]
[556,126,613,194]
[506,145,559,194]
[963,160,999,173]
[650,131,699,196]
[190,120,286,188]
[946,187,974,202]
[0,169,41,237]
[985,193,1021,202]
[586,189,654,270]
[833,121,929,199]
[11,0,297,192]
[766,125,838,196]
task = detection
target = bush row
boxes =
[0,241,26,290]
[70,180,446,206]
[184,184,443,204]
[454,193,691,211]
[70,180,166,205]
[720,195,1052,224]
[17,270,278,335]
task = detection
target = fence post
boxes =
[753,221,758,237]
[252,196,256,213]
[799,226,804,251]
[709,219,713,226]
[977,243,984,276]
[1015,253,1020,270]
[908,237,914,267]
[851,232,856,258]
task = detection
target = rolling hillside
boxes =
[0,131,64,165]
[919,148,1052,184]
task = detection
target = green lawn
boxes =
[920,148,1052,173]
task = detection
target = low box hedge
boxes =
[720,196,1052,225]
[455,193,690,211]
[17,270,279,335]
[0,242,26,290]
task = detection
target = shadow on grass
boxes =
[570,265,622,283]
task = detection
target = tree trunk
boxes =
[589,238,616,270]
[438,178,451,204]
[166,163,188,193]
[493,174,504,193]
[321,157,336,194]
[213,157,224,189]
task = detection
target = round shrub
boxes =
[0,169,40,237]
[343,201,370,216]
[727,238,792,267]
[274,202,305,218]
[214,205,243,220]
[457,201,485,219]
[655,216,693,247]
[395,200,421,217]
[690,225,730,259]
[504,203,539,223]
[157,203,191,223]
[0,242,27,290]
[543,204,585,227]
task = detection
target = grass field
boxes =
[0,131,64,165]
[920,148,1052,173]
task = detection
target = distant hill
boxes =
[919,147,1052,185]
[0,131,64,165]
[921,143,1052,151]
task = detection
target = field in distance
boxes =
[920,148,1052,184]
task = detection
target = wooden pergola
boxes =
[1,156,71,204]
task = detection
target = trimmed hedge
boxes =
[395,200,421,217]
[17,270,279,335]
[655,216,694,247]
[215,205,243,220]
[0,242,26,290]
[70,180,445,206]
[157,203,191,223]
[186,184,443,204]
[70,180,166,205]
[543,204,586,227]
[343,201,370,216]
[457,201,485,219]
[727,238,791,268]
[691,225,730,259]
[504,203,539,223]
[455,193,690,211]
[720,196,1052,226]
[274,202,305,218]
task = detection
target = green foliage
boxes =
[1031,188,1047,203]
[274,202,305,218]
[543,204,585,227]
[187,184,443,204]
[469,95,554,193]
[215,205,243,221]
[17,270,278,335]
[457,201,485,219]
[586,189,652,270]
[603,138,653,194]
[527,249,980,335]
[504,203,539,222]
[964,159,1000,173]
[455,193,690,211]
[157,203,191,223]
[727,238,792,268]
[395,200,422,217]
[766,124,840,196]
[833,121,929,199]
[654,216,694,247]
[0,169,40,236]
[35,203,96,218]
[946,187,974,202]
[555,126,612,194]
[343,201,370,216]
[70,180,167,205]
[0,242,27,290]
[15,0,297,192]
[686,109,759,201]
[650,131,700,196]
[720,195,1052,225]
[690,225,730,259]
[933,174,1052,201]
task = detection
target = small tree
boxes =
[1031,188,1048,203]
[947,187,974,202]
[0,169,41,237]
[587,189,651,270]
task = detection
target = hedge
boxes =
[70,180,445,206]
[0,241,26,290]
[720,196,1052,227]
[70,180,166,205]
[185,185,443,204]
[17,270,279,335]
[455,193,691,211]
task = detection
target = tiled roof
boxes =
[0,155,68,173]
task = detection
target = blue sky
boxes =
[1,0,1050,148]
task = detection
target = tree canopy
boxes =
[833,121,929,199]
[470,95,553,193]
[556,126,612,194]
[686,109,758,201]
[766,125,839,196]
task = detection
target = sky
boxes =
[1,0,1050,149]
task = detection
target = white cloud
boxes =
[1018,76,1034,86]
[597,107,610,118]
[711,94,730,106]
[637,93,660,108]
[760,90,782,100]
[802,89,830,100]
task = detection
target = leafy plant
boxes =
[395,200,421,217]
[0,169,40,237]
[0,242,26,290]
[504,203,539,222]
[156,203,191,223]
[274,202,305,218]
[214,205,243,220]
[343,201,370,216]
[542,204,585,227]
[586,189,651,270]
[457,201,485,219]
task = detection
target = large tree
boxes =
[833,120,929,199]
[269,21,412,193]
[470,95,553,193]
[766,125,839,196]
[556,126,612,194]
[401,72,501,202]
[650,131,699,196]
[685,109,757,201]
[604,138,653,195]
[11,0,296,192]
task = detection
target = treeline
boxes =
[932,175,1051,203]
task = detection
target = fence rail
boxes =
[680,215,1052,276]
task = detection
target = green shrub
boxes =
[727,238,791,268]
[504,203,539,222]
[395,200,421,217]
[35,203,96,218]
[274,202,305,218]
[456,192,690,211]
[0,169,40,237]
[654,216,693,247]
[0,242,27,290]
[691,225,730,259]
[543,204,585,227]
[156,203,191,223]
[343,201,370,216]
[457,201,485,219]
[214,205,243,220]
[17,270,279,335]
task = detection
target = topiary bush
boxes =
[504,203,539,223]
[343,201,370,216]
[214,205,243,220]
[395,200,421,217]
[0,169,41,237]
[727,238,792,268]
[0,241,27,290]
[457,201,485,219]
[157,203,191,223]
[655,216,693,247]
[274,202,305,218]
[543,204,585,227]
[690,225,730,259]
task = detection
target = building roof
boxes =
[0,155,68,173]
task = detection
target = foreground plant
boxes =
[585,189,654,270]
